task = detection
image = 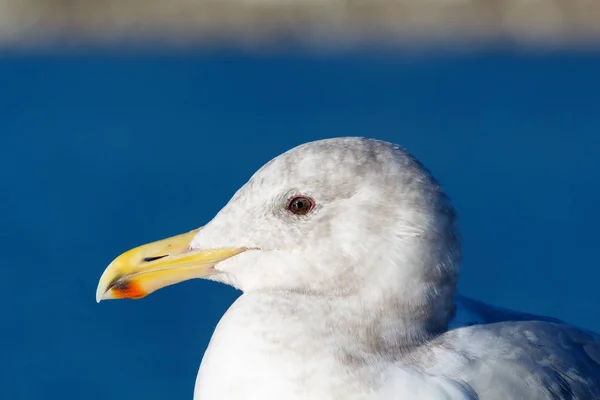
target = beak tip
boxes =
[96,280,108,303]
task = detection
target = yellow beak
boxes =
[95,229,247,302]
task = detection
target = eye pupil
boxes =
[287,196,314,215]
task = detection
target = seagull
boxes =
[96,137,600,399]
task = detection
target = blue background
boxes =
[2,51,599,399]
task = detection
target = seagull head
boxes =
[96,137,460,329]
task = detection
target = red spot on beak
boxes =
[112,280,147,299]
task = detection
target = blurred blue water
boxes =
[1,51,599,399]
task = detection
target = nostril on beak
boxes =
[143,255,169,262]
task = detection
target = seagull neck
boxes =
[249,288,453,352]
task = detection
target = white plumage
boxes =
[100,137,600,399]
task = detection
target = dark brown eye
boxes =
[287,196,315,215]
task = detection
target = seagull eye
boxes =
[287,196,315,216]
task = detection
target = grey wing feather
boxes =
[428,295,600,400]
